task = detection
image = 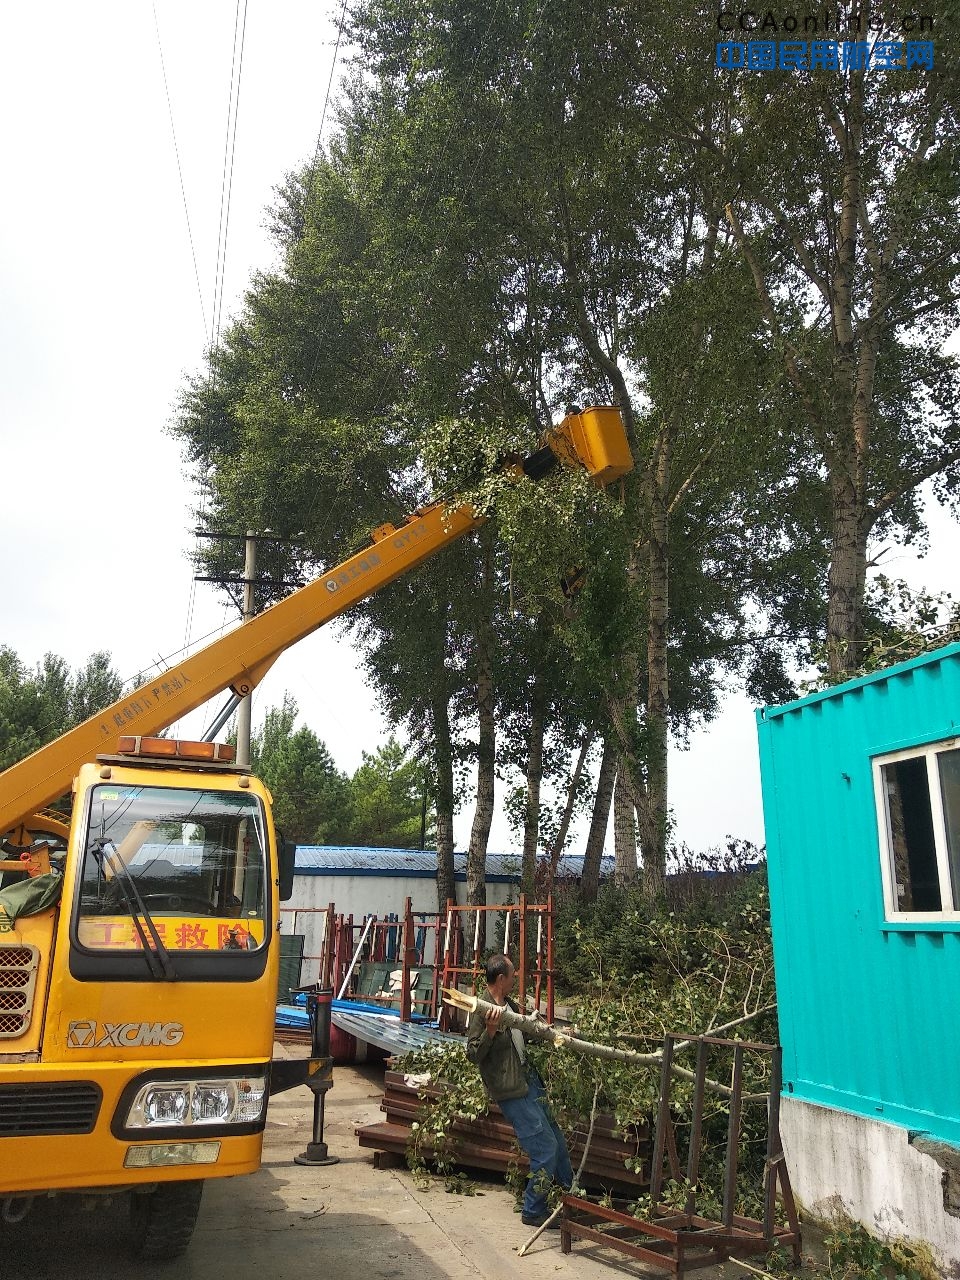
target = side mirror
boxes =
[278,837,296,902]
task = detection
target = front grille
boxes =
[0,1083,102,1136]
[0,945,39,1039]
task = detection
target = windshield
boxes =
[76,784,268,953]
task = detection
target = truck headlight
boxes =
[192,1084,232,1123]
[144,1086,189,1125]
[124,1074,267,1130]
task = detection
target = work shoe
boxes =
[521,1212,560,1229]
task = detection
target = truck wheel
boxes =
[130,1180,204,1260]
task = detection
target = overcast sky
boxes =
[1,3,957,858]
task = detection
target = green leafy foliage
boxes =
[0,647,124,770]
[392,1044,490,1189]
[719,34,960,677]
[397,867,777,1218]
[249,695,431,847]
[545,864,777,1220]
[342,738,433,848]
[821,1219,939,1280]
[811,576,960,686]
[248,694,349,845]
[554,858,772,1003]
[763,1213,940,1280]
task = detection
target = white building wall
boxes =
[280,872,519,985]
[781,1096,960,1273]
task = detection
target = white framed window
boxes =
[874,739,960,923]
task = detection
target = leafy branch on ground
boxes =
[393,1044,490,1190]
[758,1213,940,1280]
[400,866,779,1220]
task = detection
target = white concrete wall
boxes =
[279,873,519,985]
[781,1096,960,1272]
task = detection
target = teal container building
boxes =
[757,643,960,1266]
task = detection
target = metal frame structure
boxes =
[561,1033,800,1276]
[437,894,554,1025]
[294,895,556,1024]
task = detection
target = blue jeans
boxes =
[498,1076,573,1220]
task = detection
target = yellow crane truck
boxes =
[0,407,631,1259]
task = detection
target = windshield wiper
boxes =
[90,839,178,982]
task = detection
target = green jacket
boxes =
[0,873,62,933]
[465,997,529,1102]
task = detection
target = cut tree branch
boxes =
[445,991,769,1103]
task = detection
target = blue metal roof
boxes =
[293,845,614,883]
[556,853,616,876]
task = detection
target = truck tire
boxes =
[130,1180,204,1260]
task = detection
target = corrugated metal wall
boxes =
[757,642,960,1144]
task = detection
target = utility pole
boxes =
[235,530,257,768]
[193,527,304,751]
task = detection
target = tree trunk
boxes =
[826,455,870,678]
[467,532,496,929]
[431,681,456,913]
[635,433,670,900]
[581,735,616,902]
[633,200,719,898]
[607,646,641,890]
[613,763,638,886]
[521,623,549,897]
[824,68,868,680]
[547,730,596,879]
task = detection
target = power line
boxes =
[151,1,209,662]
[211,0,250,351]
[214,0,249,347]
[183,0,249,700]
[152,1,208,339]
[312,0,349,169]
[196,0,351,556]
[121,615,237,691]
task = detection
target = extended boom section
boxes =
[0,503,478,839]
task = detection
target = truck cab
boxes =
[0,736,296,1259]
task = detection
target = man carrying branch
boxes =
[465,954,573,1229]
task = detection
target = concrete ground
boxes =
[1,1047,794,1280]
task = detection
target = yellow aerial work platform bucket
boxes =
[548,406,633,487]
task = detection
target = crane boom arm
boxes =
[0,406,632,838]
[0,501,478,837]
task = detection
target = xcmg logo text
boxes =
[66,1020,184,1049]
